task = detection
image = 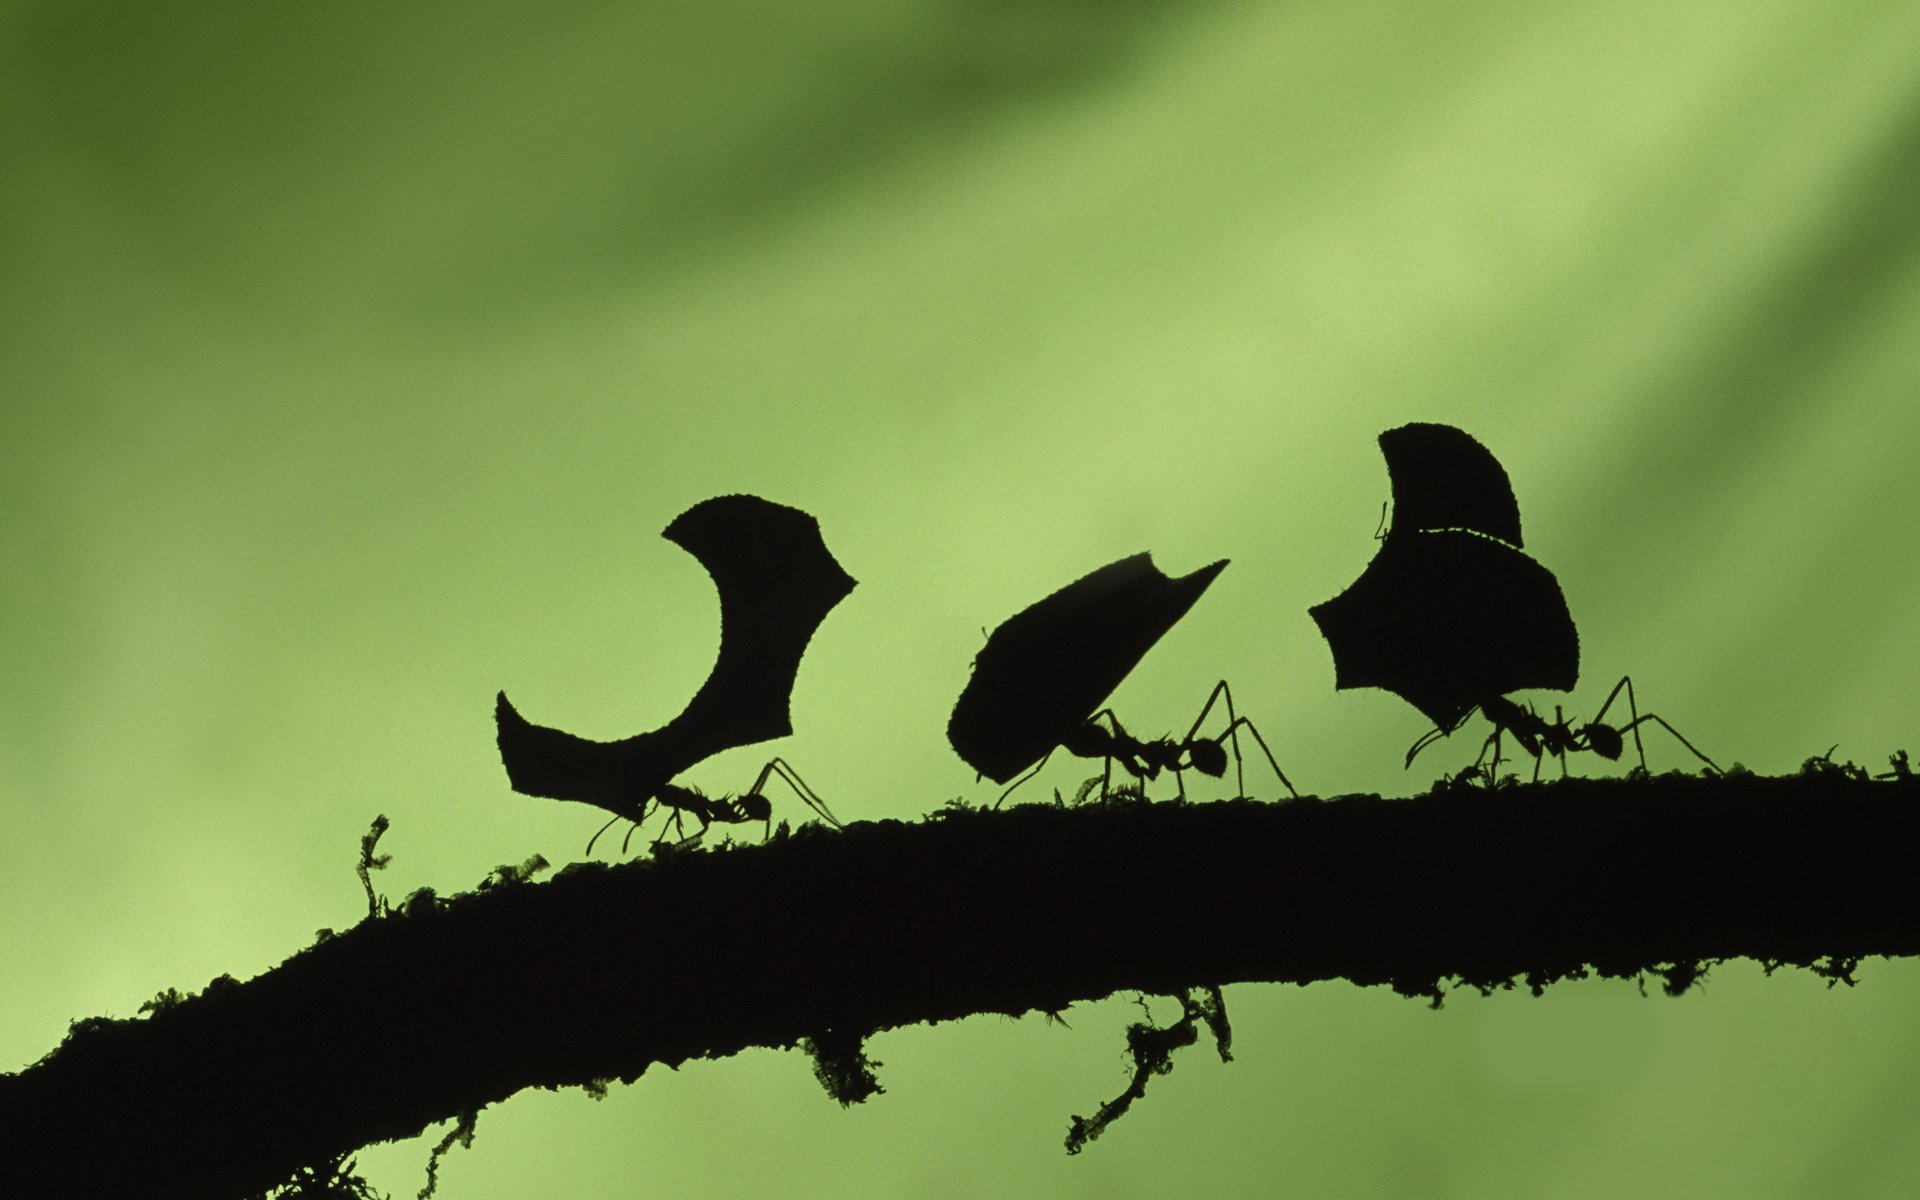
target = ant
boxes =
[1405,675,1721,782]
[996,680,1298,807]
[585,757,841,855]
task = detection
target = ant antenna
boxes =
[994,749,1054,808]
[1406,705,1482,769]
[587,798,657,857]
[585,813,623,857]
[1216,717,1298,798]
[1405,723,1452,769]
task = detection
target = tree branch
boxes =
[7,769,1917,1197]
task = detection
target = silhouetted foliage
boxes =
[495,494,856,842]
[947,554,1289,802]
[1065,986,1232,1154]
[5,461,1908,1197]
[1312,424,1580,737]
[255,1154,390,1200]
[802,1028,887,1106]
[1311,424,1722,778]
[1801,744,1872,781]
[1377,421,1524,546]
[417,1110,480,1200]
[1880,748,1913,780]
[1313,530,1579,732]
[358,815,392,919]
[948,553,1226,784]
[476,853,551,891]
[8,769,1920,1197]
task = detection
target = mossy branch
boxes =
[6,770,1919,1198]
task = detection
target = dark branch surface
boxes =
[8,770,1920,1197]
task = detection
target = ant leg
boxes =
[1213,716,1299,799]
[1615,712,1722,775]
[1594,676,1720,775]
[1060,709,1131,799]
[654,806,684,849]
[585,813,623,856]
[1083,709,1149,792]
[752,757,844,828]
[1587,675,1629,725]
[1181,681,1245,800]
[996,749,1054,809]
[1482,724,1504,777]
[1587,676,1646,773]
[660,802,702,847]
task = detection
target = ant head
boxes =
[1585,724,1625,760]
[1186,740,1229,778]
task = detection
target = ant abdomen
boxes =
[722,793,774,824]
[1186,740,1229,778]
[1585,724,1625,760]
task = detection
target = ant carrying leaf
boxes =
[496,495,856,852]
[948,555,1297,806]
[1417,676,1721,782]
[1311,423,1718,780]
[1045,680,1294,804]
[586,757,841,855]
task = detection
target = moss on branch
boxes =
[6,768,1919,1197]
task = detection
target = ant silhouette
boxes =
[1405,675,1721,781]
[995,681,1297,807]
[585,757,840,855]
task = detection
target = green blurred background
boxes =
[5,1,1920,1195]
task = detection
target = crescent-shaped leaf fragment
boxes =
[1380,422,1523,546]
[948,554,1227,783]
[496,494,856,818]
